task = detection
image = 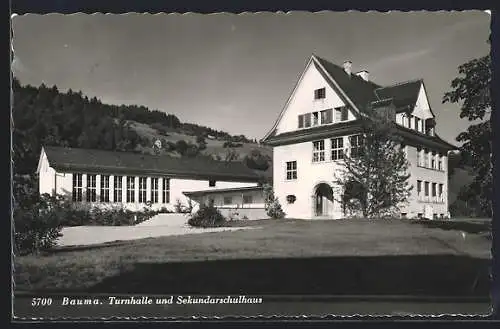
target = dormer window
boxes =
[314,88,326,100]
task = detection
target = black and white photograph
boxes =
[11,10,493,319]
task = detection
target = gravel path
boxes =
[57,224,258,247]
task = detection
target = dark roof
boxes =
[42,146,261,182]
[183,186,263,197]
[315,56,424,115]
[262,55,428,144]
[314,55,382,113]
[263,119,456,151]
[375,80,423,113]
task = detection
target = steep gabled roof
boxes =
[374,79,423,113]
[314,55,382,114]
[262,54,435,145]
[42,146,261,182]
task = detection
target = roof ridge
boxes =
[371,97,394,105]
[42,145,244,165]
[375,78,423,91]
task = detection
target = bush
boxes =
[267,198,286,219]
[188,203,227,228]
[14,193,65,256]
[174,198,192,213]
[263,184,286,219]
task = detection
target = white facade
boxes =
[186,188,267,220]
[37,149,258,213]
[265,55,451,220]
[274,58,356,136]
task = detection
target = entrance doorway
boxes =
[314,183,333,217]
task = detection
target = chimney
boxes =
[342,60,352,76]
[355,70,370,81]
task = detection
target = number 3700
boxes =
[31,298,52,306]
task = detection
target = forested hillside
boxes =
[12,78,272,181]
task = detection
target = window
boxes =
[298,115,304,128]
[432,183,437,198]
[114,176,123,202]
[100,175,110,202]
[72,173,83,202]
[335,107,349,122]
[86,174,97,202]
[350,135,364,158]
[151,177,159,203]
[126,176,135,203]
[438,154,443,171]
[438,184,444,201]
[417,180,422,198]
[223,196,233,205]
[424,181,429,197]
[162,178,170,203]
[424,149,430,167]
[415,117,420,131]
[304,113,311,128]
[320,109,333,124]
[286,161,297,180]
[243,195,253,204]
[314,88,326,99]
[404,114,410,127]
[331,137,344,160]
[341,107,349,121]
[312,140,325,162]
[417,147,422,166]
[209,180,216,187]
[138,177,147,203]
[431,152,436,169]
[312,112,319,126]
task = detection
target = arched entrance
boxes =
[313,183,334,217]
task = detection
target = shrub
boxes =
[267,198,286,219]
[13,193,65,255]
[263,184,286,219]
[188,203,227,228]
[174,198,192,213]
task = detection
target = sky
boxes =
[11,11,491,144]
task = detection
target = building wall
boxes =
[273,137,450,220]
[273,139,347,220]
[37,152,259,213]
[402,145,449,219]
[274,60,356,136]
[193,189,265,209]
[189,189,267,220]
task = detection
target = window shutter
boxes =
[341,107,349,121]
[298,115,304,128]
[326,109,333,123]
[304,113,311,127]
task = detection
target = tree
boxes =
[334,117,412,218]
[442,53,492,217]
[196,135,207,151]
[243,149,270,171]
[263,183,285,219]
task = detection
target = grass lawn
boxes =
[14,219,491,296]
